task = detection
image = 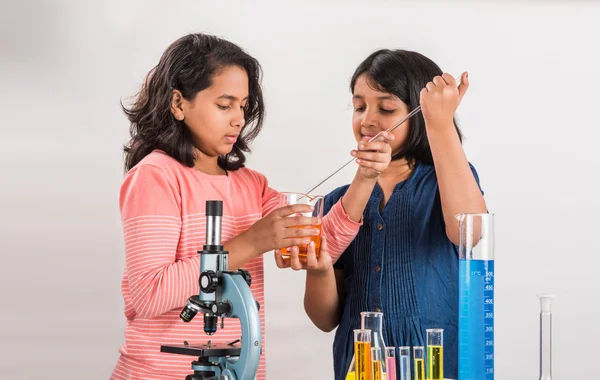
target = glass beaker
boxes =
[457,213,495,380]
[277,192,323,258]
[361,312,388,376]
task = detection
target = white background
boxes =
[1,0,599,379]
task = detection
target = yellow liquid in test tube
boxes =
[346,372,356,380]
[414,358,425,380]
[427,346,443,380]
[372,360,383,380]
[355,342,372,380]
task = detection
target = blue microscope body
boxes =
[161,200,262,380]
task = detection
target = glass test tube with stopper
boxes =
[427,329,444,380]
[354,329,373,380]
[372,346,384,380]
[538,294,555,380]
[385,347,397,380]
[413,346,425,380]
[399,346,411,380]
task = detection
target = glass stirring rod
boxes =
[303,75,463,196]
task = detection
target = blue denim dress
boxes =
[325,162,483,380]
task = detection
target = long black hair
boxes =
[122,33,265,172]
[350,49,462,166]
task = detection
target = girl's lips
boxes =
[225,135,238,144]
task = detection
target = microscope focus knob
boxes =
[200,270,219,293]
[211,302,232,315]
[239,269,252,287]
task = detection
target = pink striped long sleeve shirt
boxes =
[111,151,361,380]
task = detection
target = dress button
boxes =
[375,307,381,312]
[377,224,383,231]
[375,265,381,272]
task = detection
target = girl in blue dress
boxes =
[275,49,487,379]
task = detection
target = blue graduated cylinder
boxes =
[458,259,494,380]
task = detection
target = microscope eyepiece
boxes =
[206,200,223,217]
[204,201,223,249]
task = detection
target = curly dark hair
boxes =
[122,33,265,172]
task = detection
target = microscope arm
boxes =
[218,272,261,380]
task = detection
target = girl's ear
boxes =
[170,90,185,121]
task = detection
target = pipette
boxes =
[303,76,463,196]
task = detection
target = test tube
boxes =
[399,346,411,380]
[354,329,373,380]
[538,294,555,380]
[426,329,444,380]
[385,347,397,380]
[372,347,384,380]
[413,346,425,380]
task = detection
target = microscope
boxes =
[161,200,262,380]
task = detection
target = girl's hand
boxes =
[274,236,332,275]
[243,204,321,256]
[420,72,469,129]
[351,131,394,180]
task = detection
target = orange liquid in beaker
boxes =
[280,225,322,257]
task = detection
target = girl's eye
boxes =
[354,106,365,112]
[217,104,230,110]
[380,108,395,114]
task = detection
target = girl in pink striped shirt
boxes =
[111,33,394,380]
